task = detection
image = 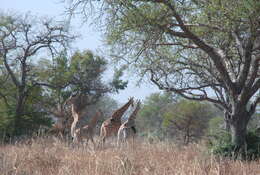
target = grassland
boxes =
[0,137,259,175]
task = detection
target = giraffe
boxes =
[117,100,141,147]
[65,93,89,140]
[48,103,73,139]
[70,109,79,141]
[48,121,65,138]
[74,110,102,146]
[99,97,134,146]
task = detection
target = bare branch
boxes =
[154,42,198,49]
[149,69,227,110]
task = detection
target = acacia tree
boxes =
[67,0,260,149]
[0,13,75,135]
[163,100,213,144]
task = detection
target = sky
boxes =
[1,0,160,103]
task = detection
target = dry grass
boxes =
[0,137,259,175]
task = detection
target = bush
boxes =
[0,109,52,142]
[209,130,260,160]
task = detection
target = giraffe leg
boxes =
[90,136,95,148]
[101,127,107,147]
[58,131,63,139]
[131,135,135,149]
[102,137,106,146]
[97,135,105,149]
[117,131,121,148]
[117,127,125,148]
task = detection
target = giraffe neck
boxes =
[129,104,140,120]
[71,105,80,120]
[111,100,132,119]
[71,118,78,138]
[125,118,135,127]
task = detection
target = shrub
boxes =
[209,129,260,160]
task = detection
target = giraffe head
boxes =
[65,93,89,114]
[128,100,141,120]
[65,92,78,106]
[128,97,135,107]
[107,117,118,124]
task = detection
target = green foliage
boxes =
[40,50,127,100]
[0,105,52,139]
[163,100,214,144]
[248,112,260,130]
[136,92,176,137]
[209,130,260,160]
[94,95,118,124]
[0,13,75,139]
[70,0,260,150]
[111,66,128,93]
[207,116,225,137]
[0,84,52,138]
[0,47,127,139]
[37,50,111,110]
[137,93,219,143]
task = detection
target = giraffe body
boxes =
[99,97,134,146]
[117,100,141,147]
[48,104,73,138]
[74,110,101,146]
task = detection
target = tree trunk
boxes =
[13,90,25,136]
[13,107,23,136]
[224,120,231,132]
[230,109,250,149]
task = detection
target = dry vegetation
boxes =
[0,137,259,175]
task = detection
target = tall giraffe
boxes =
[74,110,102,146]
[99,97,134,146]
[117,100,141,147]
[65,93,88,140]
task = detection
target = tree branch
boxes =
[149,69,227,110]
[160,0,236,94]
[2,52,20,87]
[154,42,198,49]
[237,34,255,91]
[249,95,260,116]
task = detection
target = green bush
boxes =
[0,108,52,142]
[209,130,260,160]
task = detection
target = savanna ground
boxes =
[0,137,259,175]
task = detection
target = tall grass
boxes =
[0,137,259,175]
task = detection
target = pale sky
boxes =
[1,0,160,103]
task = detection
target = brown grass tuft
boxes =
[0,137,259,175]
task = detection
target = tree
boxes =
[136,92,177,139]
[35,50,127,137]
[39,49,127,117]
[207,116,225,139]
[39,50,110,113]
[0,12,74,136]
[163,100,213,144]
[66,0,260,149]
